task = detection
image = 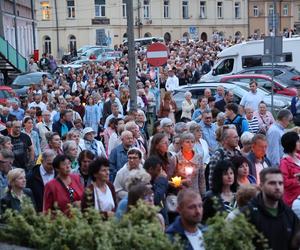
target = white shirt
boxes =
[39,165,55,185]
[166,75,179,92]
[240,91,264,111]
[185,229,206,250]
[28,101,47,112]
[104,113,124,129]
[94,184,115,212]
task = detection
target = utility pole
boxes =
[271,0,278,114]
[126,0,137,110]
[53,0,60,57]
[137,0,141,38]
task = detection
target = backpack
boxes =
[228,116,245,137]
[205,148,225,191]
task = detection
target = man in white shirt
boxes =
[26,149,55,212]
[240,80,264,112]
[165,69,179,92]
[113,148,145,200]
[36,110,53,150]
[166,189,206,250]
[104,103,123,129]
[28,93,47,111]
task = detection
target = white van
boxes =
[201,37,300,82]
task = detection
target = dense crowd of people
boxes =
[1,38,300,249]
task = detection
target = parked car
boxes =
[80,47,114,60]
[220,74,297,96]
[173,83,290,117]
[237,65,300,86]
[0,86,17,105]
[11,72,52,96]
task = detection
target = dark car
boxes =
[238,65,300,86]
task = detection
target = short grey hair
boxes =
[175,122,188,134]
[42,149,56,161]
[180,132,195,144]
[124,121,138,131]
[184,91,192,98]
[240,132,254,145]
[277,109,292,121]
[189,122,202,134]
[63,140,77,154]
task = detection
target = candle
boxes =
[185,166,193,177]
[171,176,182,188]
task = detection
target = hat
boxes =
[160,118,173,127]
[82,127,96,137]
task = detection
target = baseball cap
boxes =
[82,127,96,137]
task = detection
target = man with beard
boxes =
[245,168,299,250]
[166,189,206,250]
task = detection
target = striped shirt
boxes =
[247,116,260,134]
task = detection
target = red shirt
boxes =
[43,174,84,215]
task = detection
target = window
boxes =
[298,6,300,21]
[144,0,150,19]
[96,29,108,46]
[67,0,75,18]
[122,0,126,18]
[164,0,169,18]
[182,1,189,19]
[43,36,51,54]
[200,1,206,19]
[95,0,105,17]
[242,55,262,68]
[253,5,259,17]
[283,4,288,16]
[217,2,223,19]
[268,4,274,16]
[234,2,240,19]
[214,58,234,75]
[69,35,76,52]
[41,2,51,20]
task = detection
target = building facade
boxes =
[36,0,248,58]
[248,0,300,37]
[0,0,37,58]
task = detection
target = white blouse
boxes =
[94,184,115,212]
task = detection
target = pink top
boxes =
[280,154,300,206]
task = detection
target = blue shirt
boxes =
[266,122,285,167]
[214,94,224,103]
[10,108,25,121]
[199,121,218,154]
[192,109,203,123]
[109,144,129,181]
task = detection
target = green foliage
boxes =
[203,211,269,250]
[0,201,181,250]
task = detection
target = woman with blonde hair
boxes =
[181,91,194,122]
[0,168,35,214]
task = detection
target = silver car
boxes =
[173,82,290,114]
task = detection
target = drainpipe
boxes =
[54,0,60,57]
[31,0,36,49]
[13,0,19,68]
